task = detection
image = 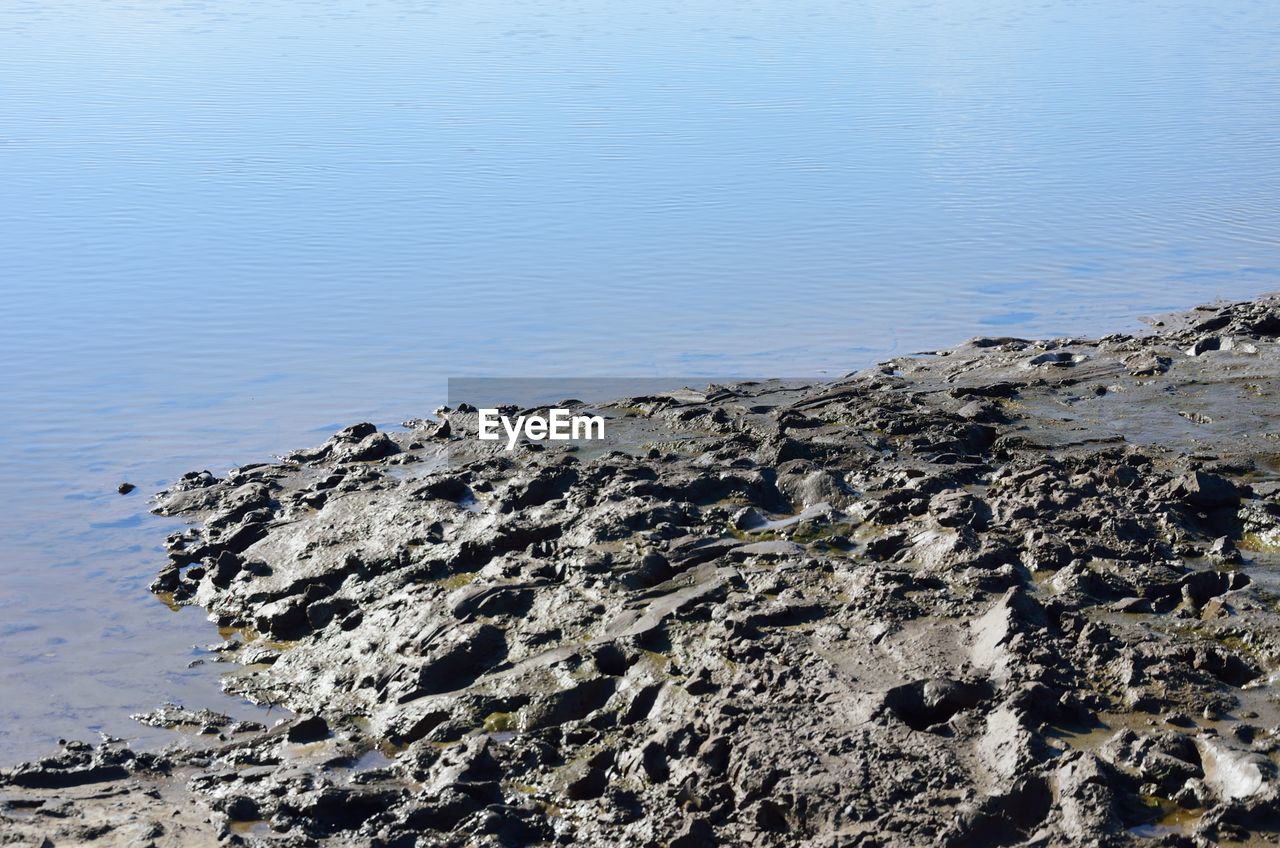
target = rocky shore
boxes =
[6,296,1280,847]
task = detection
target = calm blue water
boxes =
[1,0,1279,763]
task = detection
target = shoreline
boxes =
[4,294,1280,845]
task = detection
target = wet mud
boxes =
[7,296,1280,847]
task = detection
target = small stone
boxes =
[1208,536,1243,564]
[731,507,766,531]
[1110,597,1152,614]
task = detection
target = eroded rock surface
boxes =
[7,296,1280,846]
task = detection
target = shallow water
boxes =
[1,0,1279,764]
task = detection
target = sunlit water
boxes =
[1,0,1278,763]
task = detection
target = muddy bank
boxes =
[7,296,1280,847]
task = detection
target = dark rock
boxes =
[1172,471,1241,509]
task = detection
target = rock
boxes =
[1208,536,1243,564]
[330,431,399,463]
[130,704,233,732]
[1171,471,1241,509]
[1198,736,1273,801]
[929,489,986,528]
[1111,596,1152,614]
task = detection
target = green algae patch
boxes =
[727,526,779,541]
[435,571,480,589]
[1240,530,1280,553]
[789,520,857,544]
[483,711,517,733]
[154,591,184,612]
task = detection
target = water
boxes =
[1,0,1278,764]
